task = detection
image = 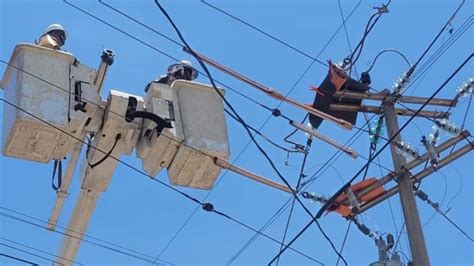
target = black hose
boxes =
[125,110,172,134]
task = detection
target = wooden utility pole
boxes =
[383,101,431,266]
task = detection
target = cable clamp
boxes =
[374,4,389,14]
[202,202,214,212]
[271,108,281,117]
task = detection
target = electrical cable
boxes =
[413,15,472,85]
[0,206,173,265]
[0,237,84,266]
[277,53,473,260]
[227,112,397,264]
[411,0,465,70]
[1,46,308,263]
[365,49,411,73]
[225,198,299,265]
[421,171,448,227]
[153,1,346,264]
[392,0,467,97]
[0,253,38,265]
[228,113,377,264]
[415,188,474,242]
[0,243,58,265]
[342,1,391,71]
[392,222,406,255]
[407,15,473,96]
[449,92,473,154]
[335,220,352,266]
[1,212,166,265]
[63,0,273,115]
[445,165,464,210]
[0,99,319,265]
[92,0,389,151]
[200,0,327,66]
[275,142,311,266]
[88,133,121,168]
[318,53,472,218]
[8,3,348,263]
[224,109,300,153]
[337,0,359,77]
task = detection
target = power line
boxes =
[63,0,273,115]
[276,142,311,266]
[407,15,473,96]
[1,212,165,265]
[335,220,352,266]
[0,237,83,266]
[0,206,171,265]
[0,98,320,264]
[1,243,57,265]
[278,53,473,260]
[153,0,369,258]
[0,253,38,265]
[411,0,466,69]
[154,1,346,264]
[415,189,474,242]
[2,3,332,263]
[226,115,373,264]
[200,0,328,66]
[337,0,359,77]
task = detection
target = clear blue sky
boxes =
[1,0,473,265]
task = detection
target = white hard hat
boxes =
[167,60,198,80]
[180,60,192,67]
[46,24,67,37]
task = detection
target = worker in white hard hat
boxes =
[37,24,67,50]
[144,60,198,92]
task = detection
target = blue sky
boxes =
[1,0,473,265]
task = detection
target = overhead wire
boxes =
[278,53,473,260]
[316,53,473,218]
[407,14,473,96]
[335,220,352,266]
[445,164,464,210]
[365,49,411,73]
[0,243,58,265]
[153,1,347,264]
[96,0,399,148]
[65,0,273,115]
[415,187,474,242]
[448,89,473,154]
[200,0,328,67]
[227,113,376,264]
[65,2,307,262]
[1,211,167,265]
[0,98,320,264]
[0,237,83,266]
[410,0,465,70]
[0,206,172,265]
[63,1,360,262]
[421,171,448,227]
[0,253,38,265]
[337,0,359,77]
[333,12,380,264]
[341,0,391,71]
[275,141,311,266]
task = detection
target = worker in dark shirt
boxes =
[144,60,198,92]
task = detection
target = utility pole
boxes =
[383,101,430,266]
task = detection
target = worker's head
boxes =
[46,24,67,47]
[167,60,198,81]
